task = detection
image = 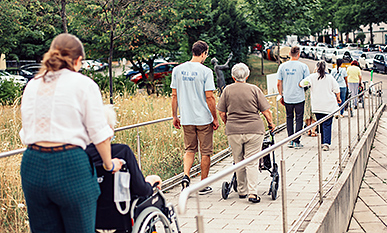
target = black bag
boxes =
[259,138,272,170]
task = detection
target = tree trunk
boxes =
[370,23,373,44]
[60,0,68,33]
[108,2,114,104]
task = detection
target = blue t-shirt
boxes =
[170,61,215,125]
[330,67,347,88]
[277,60,310,104]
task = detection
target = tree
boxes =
[68,0,178,98]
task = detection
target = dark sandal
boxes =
[248,194,261,203]
[307,130,311,136]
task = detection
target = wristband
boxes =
[103,162,115,172]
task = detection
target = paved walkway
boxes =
[164,105,373,232]
[347,113,387,232]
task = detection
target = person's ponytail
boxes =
[316,61,326,80]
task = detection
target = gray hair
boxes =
[103,104,116,128]
[231,63,250,81]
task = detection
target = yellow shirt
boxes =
[346,66,361,83]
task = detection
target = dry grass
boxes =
[0,55,282,232]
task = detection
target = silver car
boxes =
[359,52,377,70]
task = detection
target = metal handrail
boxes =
[0,92,282,162]
[178,81,383,233]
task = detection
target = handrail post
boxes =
[280,145,288,233]
[348,109,351,155]
[195,193,204,233]
[317,126,323,204]
[368,89,371,122]
[137,128,141,170]
[276,98,279,127]
[338,116,343,174]
[371,89,374,117]
[357,103,360,141]
[364,91,367,132]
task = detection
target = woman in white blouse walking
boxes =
[299,61,341,151]
[19,33,122,233]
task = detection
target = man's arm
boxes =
[277,79,285,105]
[261,109,275,131]
[218,111,227,124]
[206,90,219,130]
[171,88,180,129]
[277,80,283,96]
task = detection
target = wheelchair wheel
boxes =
[132,206,172,233]
[270,180,278,200]
[221,182,230,199]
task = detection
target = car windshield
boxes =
[338,50,345,55]
[367,54,376,59]
[326,50,334,54]
[351,51,362,55]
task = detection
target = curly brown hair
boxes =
[39,33,85,75]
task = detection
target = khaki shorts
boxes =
[182,124,213,156]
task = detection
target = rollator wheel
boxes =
[132,206,172,233]
[233,177,238,192]
[270,180,278,200]
[221,182,230,199]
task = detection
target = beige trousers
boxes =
[228,134,264,195]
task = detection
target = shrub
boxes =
[0,80,23,105]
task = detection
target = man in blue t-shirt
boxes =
[277,46,310,148]
[171,40,219,195]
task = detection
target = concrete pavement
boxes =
[163,105,372,232]
[347,113,387,232]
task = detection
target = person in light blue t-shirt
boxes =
[277,46,310,149]
[171,40,219,195]
[330,58,348,116]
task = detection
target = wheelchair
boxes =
[95,161,181,233]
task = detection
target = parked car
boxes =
[345,43,359,50]
[373,53,387,73]
[315,47,326,60]
[308,47,316,59]
[299,45,308,58]
[6,68,35,81]
[130,62,178,86]
[20,63,42,75]
[81,60,108,71]
[302,46,312,58]
[349,50,363,61]
[359,52,377,70]
[332,49,351,64]
[316,42,328,48]
[0,70,28,86]
[323,48,337,63]
[123,58,167,79]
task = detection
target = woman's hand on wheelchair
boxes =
[111,158,123,174]
[145,175,162,190]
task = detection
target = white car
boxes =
[81,60,108,71]
[359,52,377,70]
[0,70,27,86]
[315,47,326,60]
[323,48,337,63]
[332,49,350,64]
[345,43,359,50]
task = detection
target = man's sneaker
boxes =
[322,144,330,151]
[294,142,304,149]
[287,141,294,148]
[181,175,190,190]
[198,186,213,195]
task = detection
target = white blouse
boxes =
[19,69,113,149]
